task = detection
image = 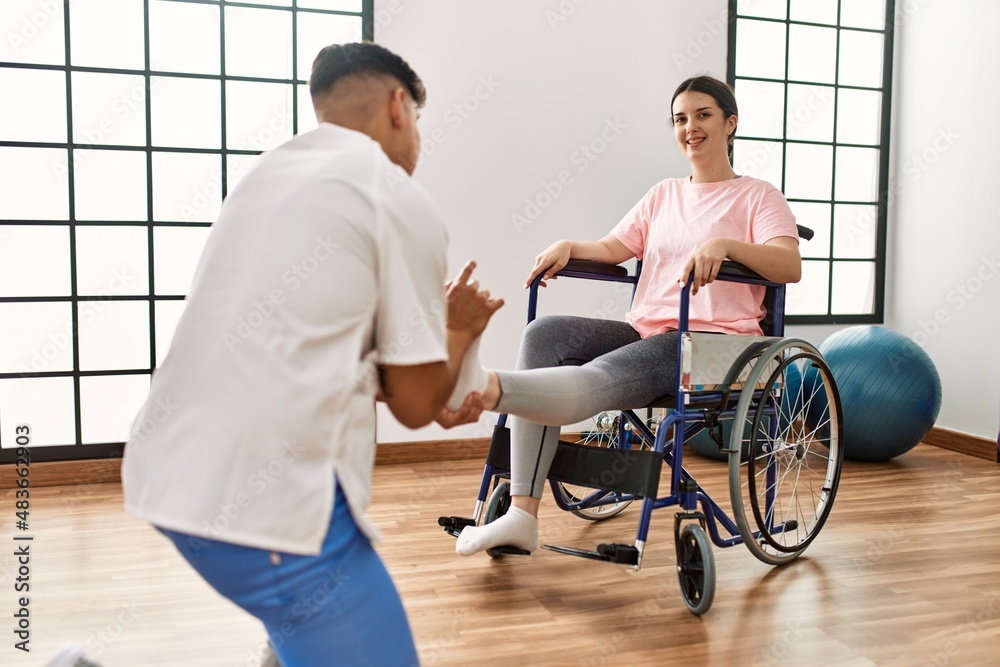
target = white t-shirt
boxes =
[121,123,449,555]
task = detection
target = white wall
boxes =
[374,0,730,443]
[883,0,1000,440]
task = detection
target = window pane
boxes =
[225,6,293,79]
[76,226,149,296]
[841,0,886,30]
[150,0,220,75]
[80,374,150,444]
[69,0,145,70]
[74,150,148,221]
[0,0,66,65]
[735,19,786,80]
[834,147,879,202]
[150,76,221,149]
[0,147,69,220]
[788,24,837,84]
[297,84,317,135]
[0,377,76,447]
[71,72,148,147]
[733,140,783,190]
[786,260,829,316]
[734,79,785,139]
[0,68,66,142]
[787,202,830,259]
[736,0,786,20]
[790,0,838,25]
[833,205,878,258]
[226,154,263,195]
[831,261,875,314]
[299,0,363,11]
[296,12,363,80]
[226,81,295,151]
[784,143,833,200]
[155,300,187,367]
[786,84,835,142]
[152,152,223,223]
[78,301,150,371]
[836,88,882,145]
[0,302,74,373]
[0,225,71,297]
[839,31,885,88]
[154,227,211,296]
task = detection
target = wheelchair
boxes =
[439,225,844,615]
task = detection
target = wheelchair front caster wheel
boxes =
[676,524,716,615]
[484,481,511,559]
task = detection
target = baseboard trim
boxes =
[0,439,494,489]
[0,456,123,489]
[373,438,490,466]
[922,427,998,463]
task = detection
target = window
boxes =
[727,0,895,323]
[0,0,373,462]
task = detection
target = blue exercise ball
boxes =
[813,325,941,462]
[686,416,735,460]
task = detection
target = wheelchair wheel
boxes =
[676,524,716,616]
[729,338,844,566]
[559,412,650,520]
[484,481,511,558]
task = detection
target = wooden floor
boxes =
[3,443,1000,666]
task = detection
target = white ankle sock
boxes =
[446,336,489,412]
[456,506,538,556]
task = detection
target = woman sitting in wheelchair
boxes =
[445,75,802,556]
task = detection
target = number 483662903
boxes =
[15,425,31,530]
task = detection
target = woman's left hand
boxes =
[678,237,731,295]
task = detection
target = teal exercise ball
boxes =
[812,325,941,462]
[686,417,736,460]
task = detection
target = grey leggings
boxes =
[494,316,678,498]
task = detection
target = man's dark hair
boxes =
[309,42,426,107]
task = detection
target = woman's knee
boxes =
[522,315,578,341]
[518,316,581,369]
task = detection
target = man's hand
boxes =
[446,260,504,340]
[435,391,484,428]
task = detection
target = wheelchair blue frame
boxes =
[441,233,844,615]
[519,265,786,551]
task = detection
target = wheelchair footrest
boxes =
[541,543,639,565]
[438,516,475,538]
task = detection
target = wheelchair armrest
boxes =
[716,260,769,283]
[528,258,635,322]
[557,259,630,278]
[713,222,812,286]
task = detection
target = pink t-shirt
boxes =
[611,176,798,337]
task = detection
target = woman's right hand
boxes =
[525,239,573,288]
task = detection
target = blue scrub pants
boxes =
[157,485,419,666]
